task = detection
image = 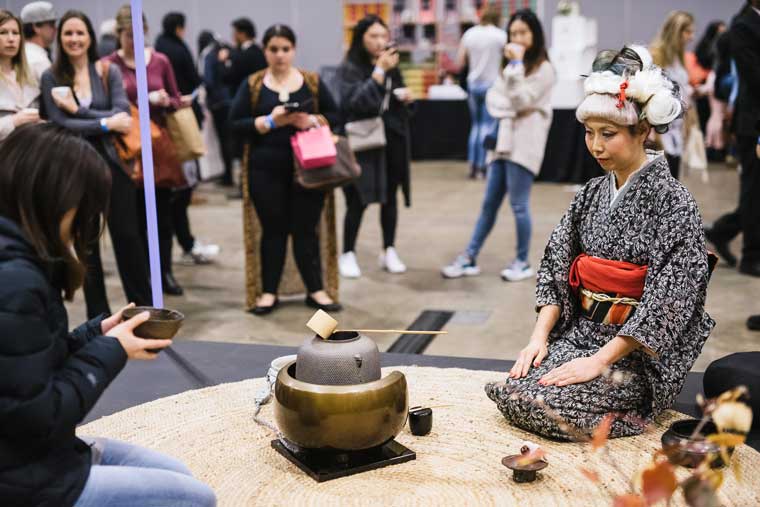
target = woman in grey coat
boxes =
[40,10,152,318]
[337,15,412,279]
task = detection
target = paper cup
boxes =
[52,86,71,99]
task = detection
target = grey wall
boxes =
[2,0,745,71]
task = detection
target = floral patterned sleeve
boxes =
[619,196,711,358]
[535,184,586,336]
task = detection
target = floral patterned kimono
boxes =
[486,152,715,439]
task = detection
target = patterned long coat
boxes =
[486,152,715,439]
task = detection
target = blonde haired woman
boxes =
[650,10,695,179]
[0,9,41,141]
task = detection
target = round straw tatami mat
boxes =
[79,367,760,506]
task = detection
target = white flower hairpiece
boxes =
[581,60,681,127]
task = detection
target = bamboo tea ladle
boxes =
[307,310,448,340]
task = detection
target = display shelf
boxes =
[342,0,541,98]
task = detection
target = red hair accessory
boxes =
[616,81,629,109]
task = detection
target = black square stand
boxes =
[271,439,416,482]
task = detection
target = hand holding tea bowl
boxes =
[114,306,184,358]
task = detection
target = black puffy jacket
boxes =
[0,216,127,507]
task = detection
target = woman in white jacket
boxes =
[443,9,555,281]
[0,10,41,141]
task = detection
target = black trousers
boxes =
[210,104,234,185]
[665,154,681,180]
[343,183,398,253]
[248,167,325,294]
[342,134,405,253]
[84,164,152,318]
[172,186,195,253]
[710,135,760,264]
[137,187,175,280]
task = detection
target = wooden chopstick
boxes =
[336,329,448,335]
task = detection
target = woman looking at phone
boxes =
[229,24,341,315]
[337,14,413,280]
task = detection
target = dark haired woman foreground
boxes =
[0,125,216,506]
[485,46,714,439]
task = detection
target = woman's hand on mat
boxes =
[509,336,548,379]
[108,311,172,360]
[106,112,132,134]
[538,356,606,387]
[101,303,135,334]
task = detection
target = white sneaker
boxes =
[441,253,480,279]
[379,247,407,274]
[339,251,362,278]
[193,240,220,258]
[500,259,534,282]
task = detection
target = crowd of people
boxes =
[0,1,759,505]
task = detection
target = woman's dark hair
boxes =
[162,12,186,36]
[694,20,724,69]
[0,124,111,300]
[346,15,388,68]
[262,24,296,48]
[232,17,255,39]
[52,10,99,87]
[591,46,645,75]
[197,30,215,56]
[505,9,548,76]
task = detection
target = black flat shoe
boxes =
[162,273,184,296]
[739,261,760,278]
[747,315,760,331]
[251,297,279,316]
[305,295,342,313]
[704,227,737,267]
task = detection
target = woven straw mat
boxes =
[78,366,760,506]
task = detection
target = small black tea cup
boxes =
[409,407,433,436]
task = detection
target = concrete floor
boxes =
[65,160,759,371]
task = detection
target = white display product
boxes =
[549,13,597,109]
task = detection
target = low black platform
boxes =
[82,341,759,452]
[271,439,415,482]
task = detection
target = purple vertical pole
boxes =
[130,0,164,308]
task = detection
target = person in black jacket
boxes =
[218,17,267,187]
[155,12,221,267]
[218,17,267,95]
[0,124,216,507]
[337,15,413,279]
[705,1,760,278]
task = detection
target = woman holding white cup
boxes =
[40,10,153,319]
[337,15,414,279]
[0,9,42,141]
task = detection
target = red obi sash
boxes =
[568,254,648,300]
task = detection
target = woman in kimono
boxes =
[486,46,715,439]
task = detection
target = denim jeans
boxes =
[467,81,495,169]
[466,159,534,263]
[74,438,216,507]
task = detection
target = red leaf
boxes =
[641,460,677,505]
[612,494,647,507]
[592,414,615,450]
[579,467,600,483]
